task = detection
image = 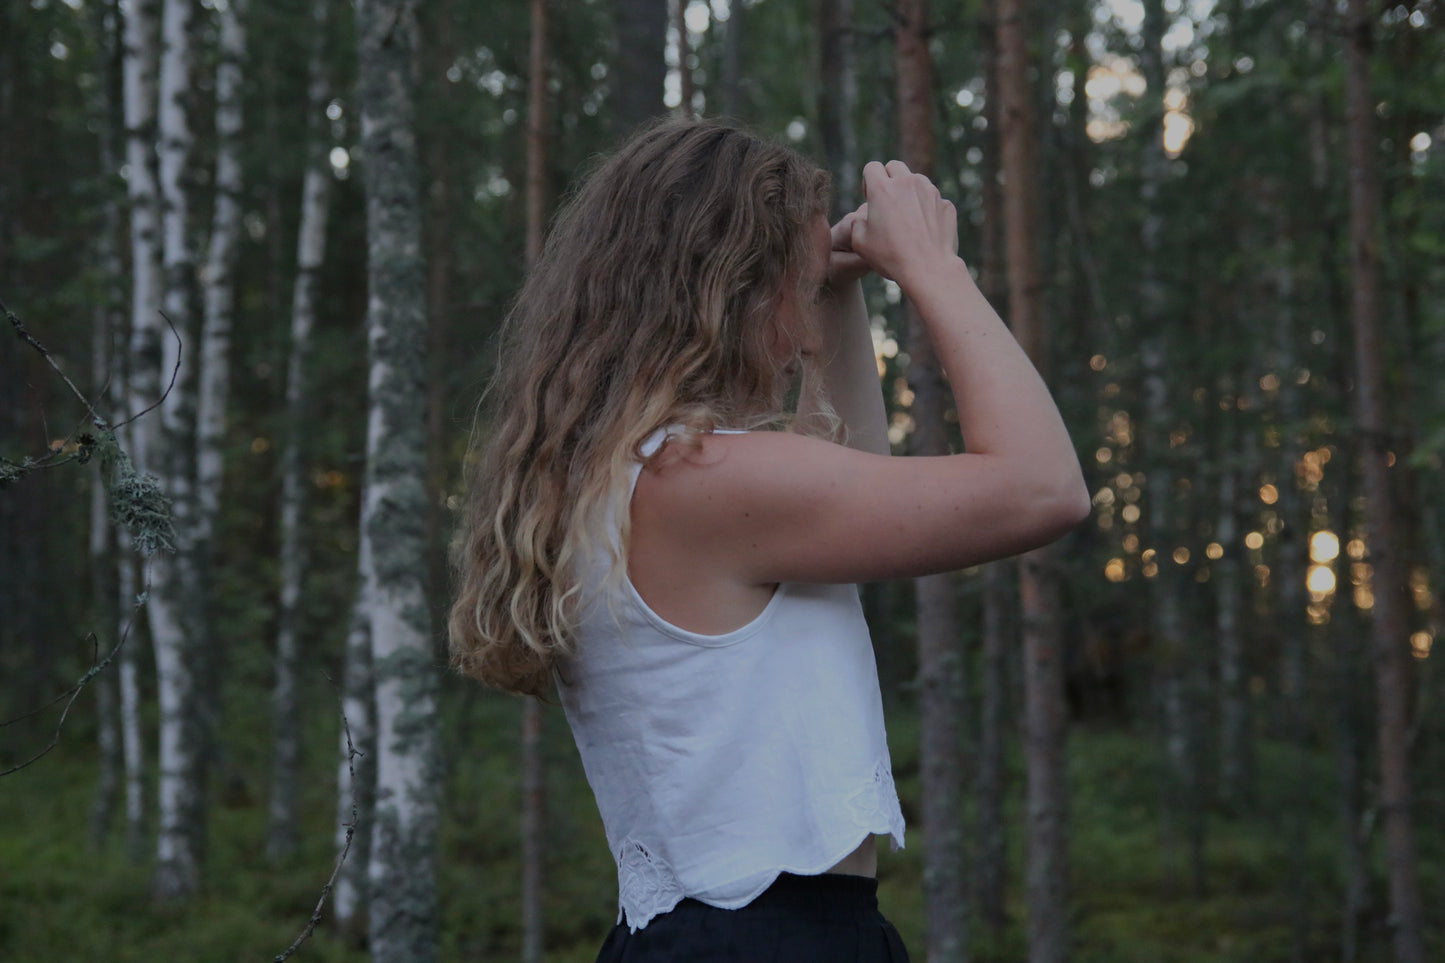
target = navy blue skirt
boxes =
[595,872,911,963]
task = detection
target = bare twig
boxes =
[0,572,150,777]
[3,295,109,429]
[0,296,178,490]
[273,677,363,962]
[111,309,182,431]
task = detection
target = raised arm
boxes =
[798,273,889,455]
[632,161,1089,588]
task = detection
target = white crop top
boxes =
[556,428,905,931]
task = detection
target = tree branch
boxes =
[3,295,109,430]
[0,572,151,777]
[273,678,363,962]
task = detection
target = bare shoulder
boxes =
[634,429,1089,587]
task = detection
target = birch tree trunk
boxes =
[1342,2,1423,958]
[357,0,442,957]
[90,270,123,850]
[521,2,550,958]
[117,2,161,865]
[150,0,208,903]
[672,0,694,118]
[999,1,1071,958]
[189,3,246,848]
[896,3,967,959]
[195,0,245,615]
[122,0,162,468]
[118,548,146,861]
[269,0,332,863]
[334,589,377,938]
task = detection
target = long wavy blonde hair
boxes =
[449,119,831,696]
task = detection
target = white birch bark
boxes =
[150,0,207,903]
[118,551,147,860]
[195,0,246,566]
[270,0,333,861]
[357,0,441,956]
[334,587,377,933]
[90,282,122,848]
[119,0,162,872]
[122,0,162,469]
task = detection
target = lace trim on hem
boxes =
[616,838,685,932]
[615,760,907,930]
[847,758,907,850]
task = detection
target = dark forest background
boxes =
[1,0,1442,960]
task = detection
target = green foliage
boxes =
[4,706,1440,960]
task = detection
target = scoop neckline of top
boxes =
[626,425,784,647]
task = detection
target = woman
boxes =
[450,119,1089,961]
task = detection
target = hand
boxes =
[825,209,873,287]
[848,160,959,287]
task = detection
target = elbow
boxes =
[1038,468,1092,541]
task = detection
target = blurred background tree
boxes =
[1,0,1442,960]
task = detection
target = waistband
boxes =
[742,872,880,915]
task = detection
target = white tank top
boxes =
[556,428,905,931]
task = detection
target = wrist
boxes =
[895,254,972,297]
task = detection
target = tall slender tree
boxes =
[356,0,442,957]
[121,0,162,470]
[270,0,332,862]
[673,0,694,118]
[150,0,208,902]
[974,3,1010,936]
[816,0,859,220]
[195,0,245,614]
[1137,0,1205,896]
[999,0,1070,958]
[334,594,377,938]
[611,0,667,134]
[1342,1,1423,959]
[896,1,967,960]
[87,0,127,850]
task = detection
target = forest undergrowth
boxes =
[1,678,1438,962]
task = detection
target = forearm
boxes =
[802,279,889,454]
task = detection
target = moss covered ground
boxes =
[1,680,1438,961]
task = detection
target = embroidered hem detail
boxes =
[616,837,685,931]
[847,759,907,849]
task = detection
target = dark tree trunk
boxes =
[974,8,1009,934]
[269,0,331,863]
[611,0,667,136]
[717,0,744,119]
[1342,2,1423,959]
[816,0,858,219]
[897,3,967,960]
[999,0,1071,958]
